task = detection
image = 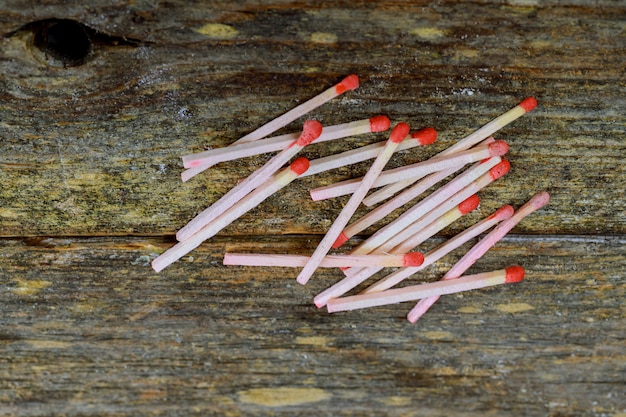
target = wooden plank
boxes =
[0,235,624,416]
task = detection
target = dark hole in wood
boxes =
[33,19,92,67]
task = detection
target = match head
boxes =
[369,115,391,132]
[458,194,480,215]
[296,120,324,146]
[335,74,360,94]
[403,251,425,267]
[529,191,550,209]
[488,140,509,156]
[411,127,437,145]
[519,97,537,113]
[489,159,511,180]
[289,157,310,175]
[331,231,350,249]
[490,204,515,221]
[505,265,525,283]
[390,122,410,143]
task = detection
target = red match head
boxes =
[489,204,514,221]
[296,120,323,146]
[519,97,537,113]
[335,74,359,94]
[505,265,525,283]
[403,252,425,267]
[411,127,437,145]
[331,231,349,249]
[390,122,410,143]
[488,140,509,157]
[458,194,480,215]
[289,157,310,175]
[369,115,391,132]
[489,159,511,180]
[529,191,550,209]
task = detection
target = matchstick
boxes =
[176,120,322,242]
[406,191,550,323]
[181,116,390,170]
[301,127,437,178]
[326,266,525,313]
[364,97,537,206]
[223,252,424,268]
[296,122,411,285]
[313,195,482,308]
[151,157,310,272]
[310,140,508,201]
[362,204,514,294]
[343,157,508,256]
[331,137,497,249]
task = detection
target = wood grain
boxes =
[0,1,624,416]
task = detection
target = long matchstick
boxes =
[223,252,424,268]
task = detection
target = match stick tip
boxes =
[403,251,425,267]
[335,74,360,94]
[489,159,511,180]
[520,97,537,112]
[331,231,349,249]
[411,127,437,145]
[505,265,525,283]
[290,156,310,175]
[459,194,480,215]
[491,204,515,221]
[369,115,391,132]
[489,140,509,156]
[390,122,410,143]
[529,191,550,208]
[296,120,324,146]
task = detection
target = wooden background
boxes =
[0,1,624,416]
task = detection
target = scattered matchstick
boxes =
[310,140,508,201]
[364,97,537,206]
[326,266,525,313]
[176,120,323,242]
[152,157,311,272]
[406,191,550,323]
[181,116,390,170]
[296,122,411,285]
[223,251,424,268]
[331,137,497,249]
[314,195,482,308]
[302,127,436,178]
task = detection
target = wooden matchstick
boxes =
[406,191,550,323]
[331,137,497,249]
[176,120,322,242]
[326,266,525,313]
[151,157,310,272]
[181,116,390,170]
[363,97,537,206]
[310,140,508,201]
[223,251,424,268]
[313,195,482,308]
[362,204,514,294]
[296,122,411,285]
[301,127,436,178]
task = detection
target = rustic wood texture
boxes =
[0,1,624,416]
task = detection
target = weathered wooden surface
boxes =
[0,1,624,416]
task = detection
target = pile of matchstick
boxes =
[151,74,550,323]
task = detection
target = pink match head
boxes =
[296,120,323,146]
[335,74,359,94]
[390,122,410,143]
[488,140,509,157]
[411,127,437,145]
[369,115,391,132]
[519,97,537,113]
[505,265,525,283]
[529,191,550,209]
[489,159,511,180]
[489,204,515,221]
[458,194,480,215]
[331,232,349,249]
[289,157,310,175]
[403,252,425,267]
